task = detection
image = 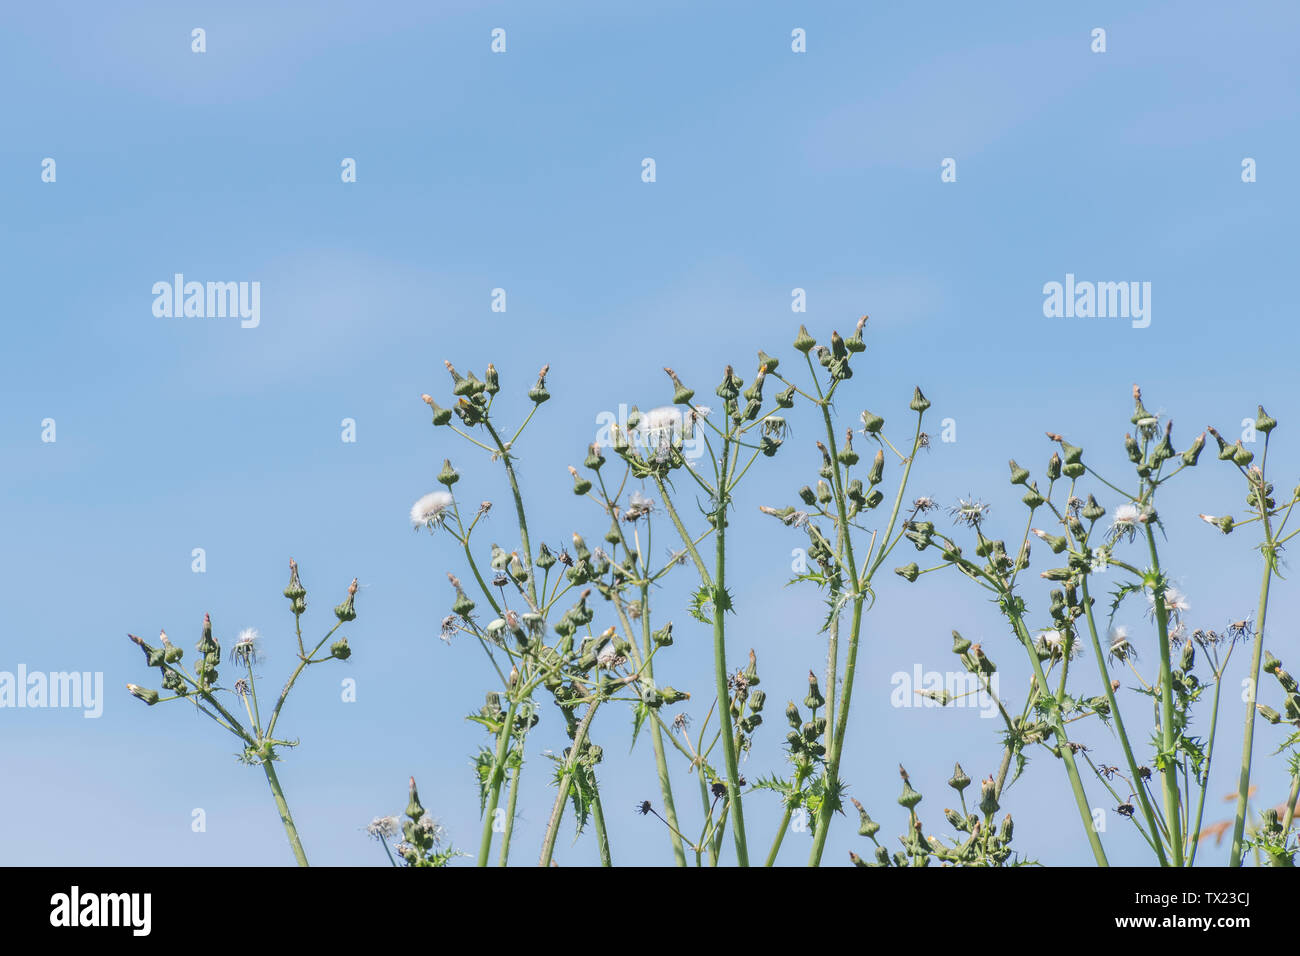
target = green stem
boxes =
[1229,553,1274,865]
[477,696,520,866]
[1011,612,1109,865]
[1145,526,1184,866]
[1080,576,1168,865]
[261,759,308,866]
[539,699,601,866]
[710,438,749,866]
[497,749,523,866]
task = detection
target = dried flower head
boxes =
[411,491,455,531]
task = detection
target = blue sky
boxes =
[2,1,1298,866]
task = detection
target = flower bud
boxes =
[126,683,160,705]
[1124,433,1141,463]
[816,480,832,504]
[330,638,351,660]
[569,465,592,496]
[852,798,880,837]
[652,622,674,647]
[334,578,359,622]
[484,364,500,396]
[868,449,884,485]
[744,649,761,687]
[898,778,922,811]
[1232,442,1254,467]
[528,365,551,404]
[909,387,930,413]
[1022,484,1045,509]
[804,671,824,710]
[860,410,884,433]
[798,485,816,506]
[1257,704,1282,725]
[971,643,996,675]
[895,562,920,582]
[785,700,801,729]
[978,776,999,817]
[664,367,694,405]
[1047,452,1062,480]
[1182,432,1205,466]
[793,325,816,353]
[837,430,859,466]
[948,762,971,792]
[845,316,867,353]
[1257,406,1277,434]
[283,559,306,601]
[951,631,972,655]
[1009,460,1029,485]
[437,459,460,487]
[422,394,453,426]
[1082,495,1105,522]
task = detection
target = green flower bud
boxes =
[421,394,453,426]
[785,701,801,729]
[1063,461,1086,479]
[816,480,832,505]
[775,383,796,408]
[334,578,359,622]
[569,466,592,496]
[951,631,972,655]
[528,364,551,404]
[1009,460,1029,485]
[1257,704,1282,725]
[948,762,971,792]
[909,387,931,413]
[999,814,1014,844]
[868,449,884,485]
[1047,452,1062,480]
[445,360,469,395]
[1022,483,1045,509]
[584,443,606,472]
[484,363,500,396]
[1233,443,1254,467]
[853,798,880,837]
[793,325,816,353]
[330,638,351,660]
[1182,432,1205,466]
[283,559,306,601]
[845,316,868,353]
[664,367,694,405]
[898,779,923,811]
[1257,406,1277,434]
[798,485,816,506]
[864,489,884,509]
[860,410,885,433]
[1124,433,1141,463]
[979,776,999,817]
[126,683,160,705]
[972,644,996,675]
[944,807,966,831]
[652,622,674,647]
[895,562,920,582]
[744,649,761,687]
[1082,495,1106,522]
[804,671,824,710]
[837,431,859,466]
[437,459,460,487]
[660,686,690,704]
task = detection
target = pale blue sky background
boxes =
[2,1,1298,866]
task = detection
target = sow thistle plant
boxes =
[898,386,1300,866]
[124,561,362,866]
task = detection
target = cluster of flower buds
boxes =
[782,672,827,761]
[795,315,867,382]
[1258,651,1300,726]
[732,650,764,735]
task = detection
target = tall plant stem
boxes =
[808,410,921,866]
[261,759,308,866]
[477,695,520,866]
[1011,612,1109,865]
[654,472,748,864]
[497,752,522,866]
[1229,549,1274,865]
[539,699,601,866]
[709,438,749,865]
[1145,526,1184,866]
[1080,577,1168,865]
